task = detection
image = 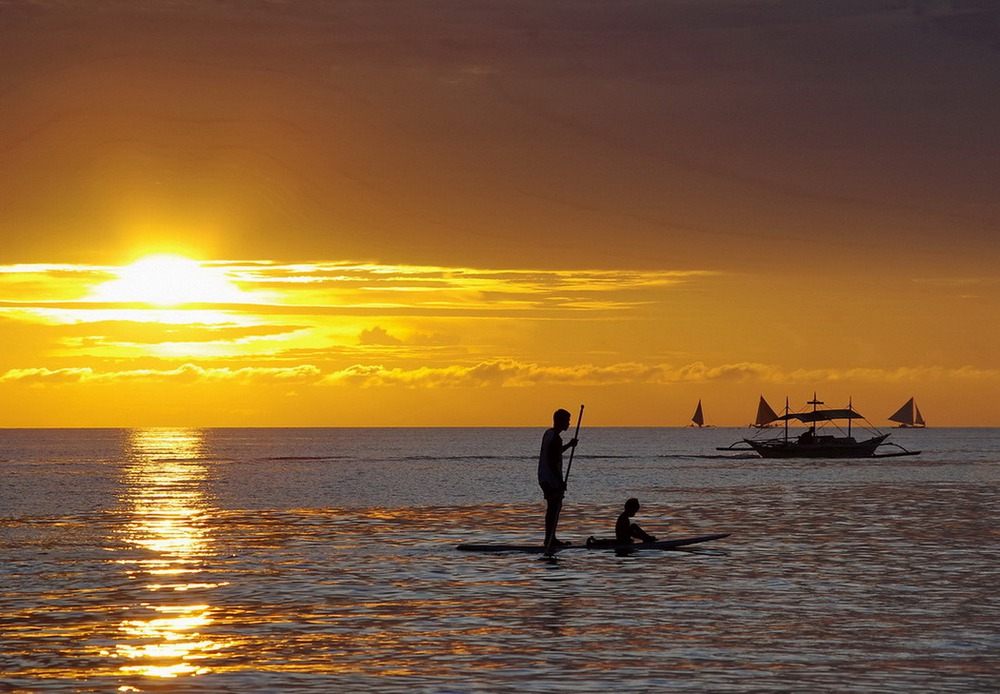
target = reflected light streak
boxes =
[112,428,228,679]
[115,605,220,678]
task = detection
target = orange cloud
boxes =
[1,364,322,385]
[319,360,1000,389]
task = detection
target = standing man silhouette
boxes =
[538,408,578,548]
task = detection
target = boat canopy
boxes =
[776,408,864,423]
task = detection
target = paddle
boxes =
[545,404,584,556]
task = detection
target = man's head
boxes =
[553,408,571,431]
[624,498,640,515]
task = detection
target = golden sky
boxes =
[1,1,998,426]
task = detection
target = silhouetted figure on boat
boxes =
[538,408,577,548]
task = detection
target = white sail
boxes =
[691,400,704,427]
[754,396,779,427]
[888,397,926,427]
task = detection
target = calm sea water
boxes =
[1,427,997,692]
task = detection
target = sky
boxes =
[1,0,998,427]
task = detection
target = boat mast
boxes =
[783,396,789,442]
[808,393,822,437]
[847,396,853,438]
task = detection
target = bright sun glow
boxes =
[92,254,247,307]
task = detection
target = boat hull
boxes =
[744,434,889,459]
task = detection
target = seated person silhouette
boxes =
[615,497,657,544]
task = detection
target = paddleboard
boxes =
[584,533,730,551]
[455,541,572,554]
[456,534,729,553]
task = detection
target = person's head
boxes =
[553,408,571,431]
[624,498,640,515]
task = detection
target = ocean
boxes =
[1,427,997,692]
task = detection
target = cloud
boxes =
[1,261,717,325]
[0,363,323,385]
[321,360,1000,389]
[358,326,403,346]
[407,331,460,347]
[322,359,778,389]
[54,320,308,346]
[6,360,998,390]
[0,367,96,384]
[358,325,459,347]
[231,262,712,303]
[0,264,113,303]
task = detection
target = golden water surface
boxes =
[0,427,997,692]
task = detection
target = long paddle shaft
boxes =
[546,404,584,555]
[563,404,584,486]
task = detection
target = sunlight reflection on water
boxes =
[107,428,229,680]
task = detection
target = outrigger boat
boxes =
[718,394,920,459]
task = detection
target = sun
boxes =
[92,254,247,307]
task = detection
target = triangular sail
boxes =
[692,400,704,427]
[754,396,779,427]
[888,397,915,424]
[889,397,925,427]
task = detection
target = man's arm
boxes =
[631,524,656,543]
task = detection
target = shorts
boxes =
[540,482,564,501]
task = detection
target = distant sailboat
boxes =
[751,396,779,428]
[690,400,706,428]
[888,397,926,428]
